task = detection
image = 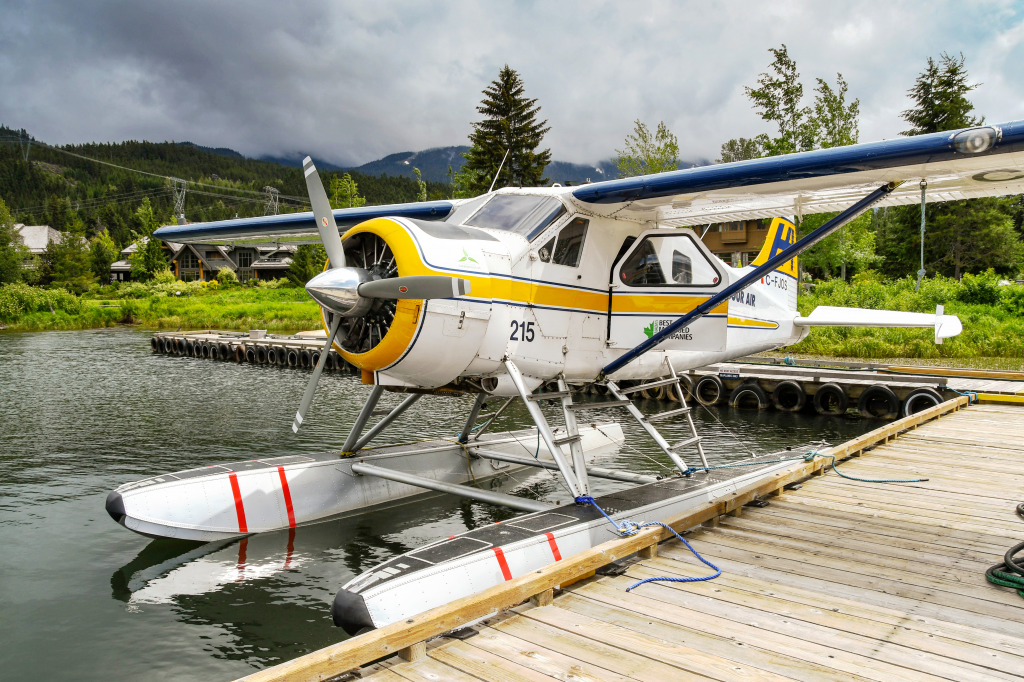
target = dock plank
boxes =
[249,399,1024,682]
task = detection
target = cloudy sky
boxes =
[1,0,1021,167]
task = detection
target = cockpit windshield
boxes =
[463,195,565,241]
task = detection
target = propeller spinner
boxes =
[291,158,470,433]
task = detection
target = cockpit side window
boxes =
[618,233,721,287]
[550,218,588,267]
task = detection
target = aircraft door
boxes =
[608,229,729,351]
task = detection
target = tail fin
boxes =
[750,217,798,276]
[750,217,798,309]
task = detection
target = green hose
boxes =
[985,504,1024,600]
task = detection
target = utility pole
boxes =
[19,129,32,162]
[915,180,927,291]
[263,186,280,215]
[171,177,188,225]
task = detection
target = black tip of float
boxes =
[332,588,376,636]
[105,491,126,525]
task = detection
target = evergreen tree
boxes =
[89,231,119,281]
[462,65,551,193]
[614,120,680,178]
[0,197,27,284]
[129,198,167,281]
[877,52,1021,279]
[40,234,94,293]
[287,244,327,286]
[901,53,980,135]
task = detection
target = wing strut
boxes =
[601,181,901,377]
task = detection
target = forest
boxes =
[0,128,451,249]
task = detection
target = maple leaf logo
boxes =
[642,322,656,338]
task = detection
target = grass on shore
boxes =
[0,281,321,334]
[2,273,1023,368]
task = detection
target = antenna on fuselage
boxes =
[488,148,511,193]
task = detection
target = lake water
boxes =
[0,328,872,680]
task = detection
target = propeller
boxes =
[290,159,472,433]
[292,314,343,433]
[302,156,345,269]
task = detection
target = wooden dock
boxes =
[243,396,1024,681]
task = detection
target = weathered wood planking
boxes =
[249,397,1024,681]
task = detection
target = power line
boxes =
[0,134,312,209]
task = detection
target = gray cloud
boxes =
[1,0,1021,167]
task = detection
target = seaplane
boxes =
[107,120,1024,633]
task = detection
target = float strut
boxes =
[341,385,385,454]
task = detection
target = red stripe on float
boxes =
[277,466,296,528]
[545,532,562,561]
[492,547,512,581]
[229,473,248,533]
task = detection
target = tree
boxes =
[330,173,366,209]
[89,231,118,281]
[717,136,766,163]
[462,65,551,193]
[413,168,427,202]
[877,52,1020,279]
[128,198,166,281]
[812,74,860,148]
[798,212,881,279]
[40,234,94,294]
[744,44,815,156]
[286,244,327,286]
[0,197,27,284]
[719,46,858,160]
[614,120,680,178]
[901,53,980,135]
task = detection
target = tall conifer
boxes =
[462,66,551,193]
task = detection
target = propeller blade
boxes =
[358,275,471,300]
[292,315,343,433]
[302,156,346,269]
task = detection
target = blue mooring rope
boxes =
[949,388,979,404]
[574,447,928,592]
[574,496,721,591]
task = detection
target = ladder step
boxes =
[552,434,581,445]
[669,436,701,451]
[618,377,680,395]
[527,391,571,402]
[644,407,691,422]
[566,398,631,411]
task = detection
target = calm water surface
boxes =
[0,328,872,680]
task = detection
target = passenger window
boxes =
[619,234,720,287]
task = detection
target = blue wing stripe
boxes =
[572,121,1024,205]
[154,201,455,242]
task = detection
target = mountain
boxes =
[344,146,707,184]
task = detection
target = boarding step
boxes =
[669,436,702,452]
[552,434,582,446]
[644,407,691,422]
[566,398,631,411]
[617,377,681,395]
[526,391,571,402]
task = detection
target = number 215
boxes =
[510,320,535,342]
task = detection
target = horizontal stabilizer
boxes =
[793,305,962,343]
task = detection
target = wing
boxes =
[570,122,1024,225]
[154,200,458,243]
